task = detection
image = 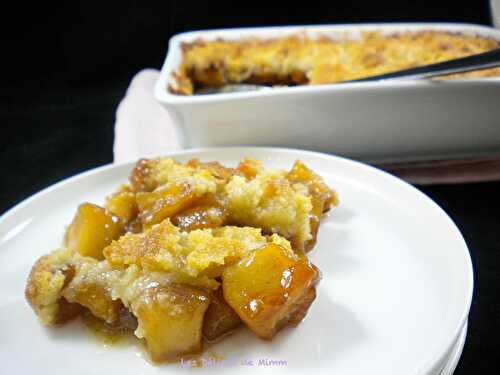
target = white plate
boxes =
[439,321,467,375]
[0,147,473,375]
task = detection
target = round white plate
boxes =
[439,321,468,375]
[0,147,473,375]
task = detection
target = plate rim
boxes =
[439,321,468,375]
[0,146,474,375]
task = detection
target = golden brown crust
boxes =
[171,31,500,95]
[25,248,79,325]
[125,157,337,252]
[102,219,291,285]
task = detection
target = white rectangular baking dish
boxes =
[154,23,500,162]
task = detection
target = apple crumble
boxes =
[170,30,500,95]
[25,157,337,363]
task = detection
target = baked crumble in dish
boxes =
[170,31,500,95]
[25,157,338,363]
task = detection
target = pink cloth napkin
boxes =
[114,69,500,185]
[114,69,181,163]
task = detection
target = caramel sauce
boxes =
[82,309,226,366]
[81,309,137,347]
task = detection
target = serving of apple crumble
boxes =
[170,31,500,95]
[25,157,337,363]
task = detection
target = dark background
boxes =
[1,1,499,373]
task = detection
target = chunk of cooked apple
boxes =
[135,183,201,229]
[222,243,319,340]
[171,194,228,232]
[287,160,338,251]
[64,203,123,260]
[105,184,138,224]
[202,288,241,341]
[130,283,211,363]
[62,273,123,325]
[129,158,158,192]
[287,160,338,214]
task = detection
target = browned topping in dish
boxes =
[25,157,337,363]
[170,31,500,95]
